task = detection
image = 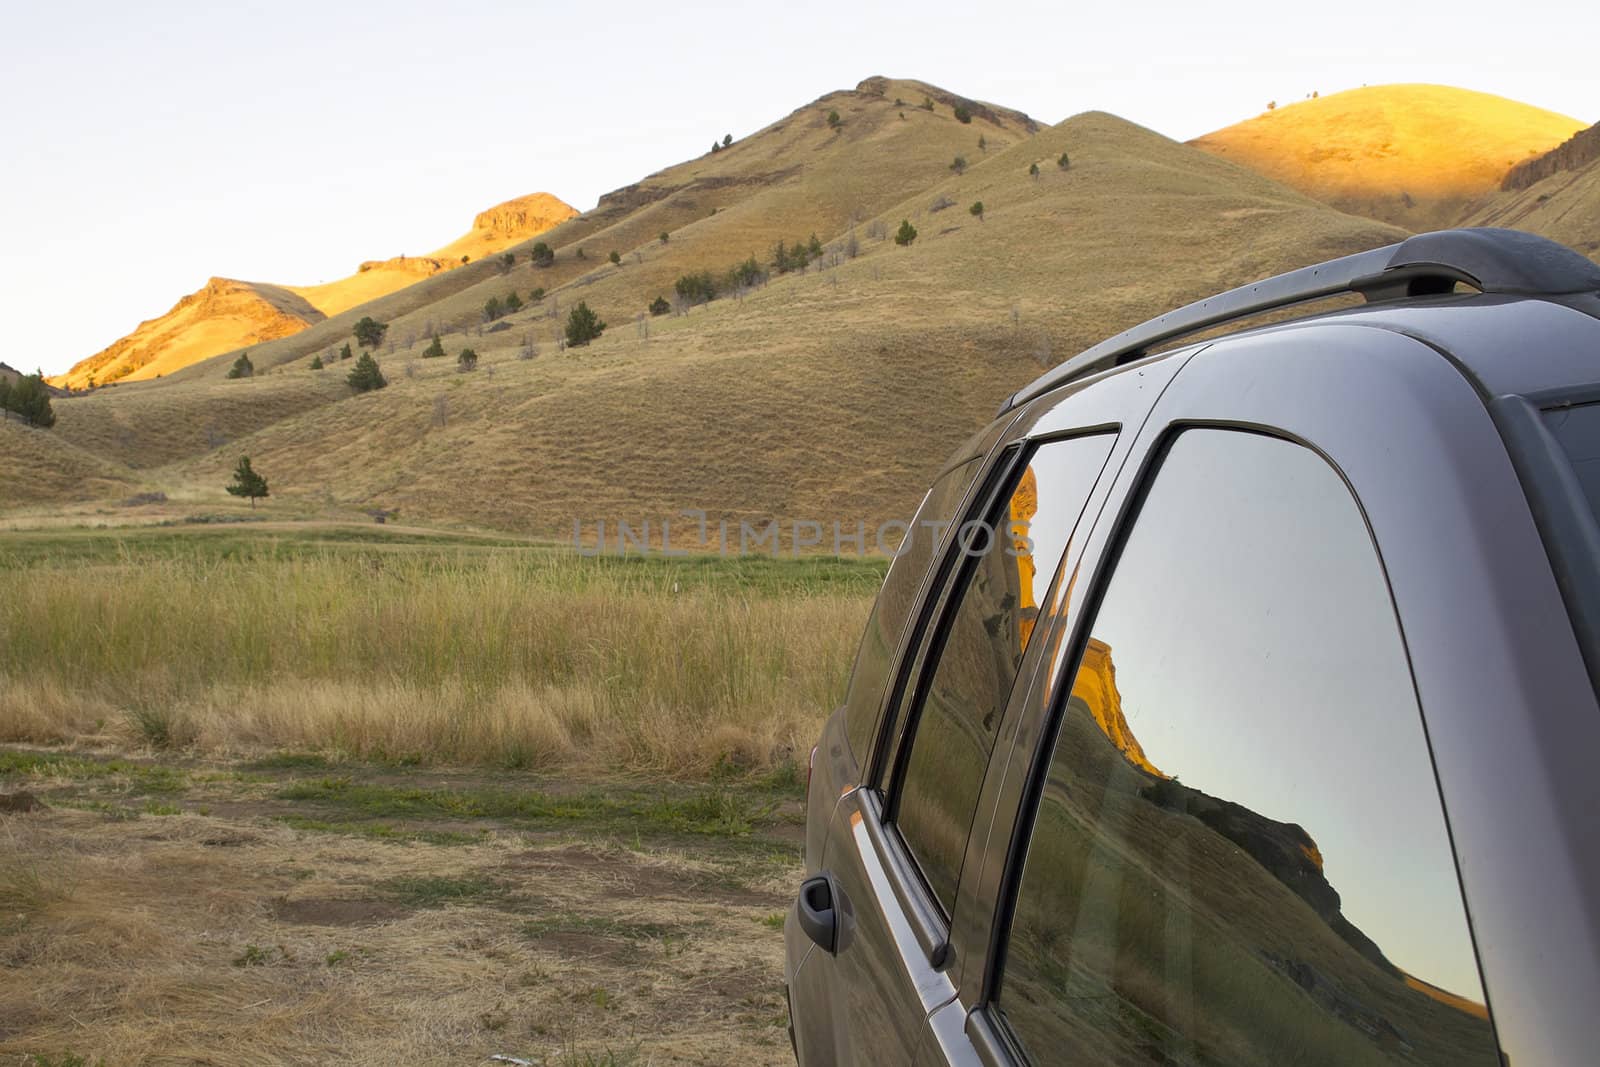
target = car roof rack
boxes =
[999,227,1600,414]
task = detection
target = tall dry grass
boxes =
[0,546,871,774]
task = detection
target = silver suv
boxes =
[785,228,1600,1066]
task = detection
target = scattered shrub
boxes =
[609,250,621,265]
[483,296,503,322]
[339,343,353,360]
[1029,161,1040,178]
[225,456,269,508]
[921,96,935,111]
[422,335,445,359]
[929,195,956,213]
[565,301,606,347]
[226,353,254,379]
[529,287,545,302]
[970,201,985,220]
[1,373,55,428]
[950,155,967,174]
[894,219,918,246]
[826,110,842,129]
[659,231,669,244]
[505,291,523,313]
[675,271,717,306]
[978,134,987,151]
[575,247,586,260]
[353,316,388,348]
[346,352,387,392]
[953,104,973,124]
[457,348,478,372]
[530,242,554,267]
[1057,151,1071,170]
[649,295,671,316]
[723,134,732,147]
[500,252,515,272]
[309,355,324,370]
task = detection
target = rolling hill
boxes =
[9,79,1404,535]
[51,193,576,391]
[1463,121,1600,259]
[1189,84,1586,230]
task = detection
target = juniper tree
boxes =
[422,335,445,359]
[458,348,478,372]
[970,201,985,221]
[3,374,54,428]
[225,456,269,509]
[346,351,387,392]
[530,242,555,267]
[340,343,353,361]
[505,291,523,313]
[565,301,606,347]
[353,316,388,348]
[309,355,324,370]
[649,296,671,316]
[894,219,918,246]
[226,353,254,379]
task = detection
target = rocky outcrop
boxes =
[1503,121,1600,190]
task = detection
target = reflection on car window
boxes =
[896,434,1116,915]
[845,458,981,760]
[1545,401,1600,528]
[999,430,1497,1066]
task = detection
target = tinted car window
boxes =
[1545,401,1600,527]
[844,458,982,760]
[896,434,1116,914]
[999,430,1496,1066]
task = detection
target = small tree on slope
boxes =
[226,456,269,509]
[347,351,387,392]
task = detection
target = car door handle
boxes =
[796,872,841,955]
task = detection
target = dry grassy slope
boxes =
[169,77,1040,382]
[125,112,1406,537]
[54,279,325,390]
[0,419,138,506]
[1189,84,1586,231]
[1463,123,1600,260]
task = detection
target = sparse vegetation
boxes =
[339,343,353,361]
[978,134,987,151]
[226,353,254,379]
[353,317,388,349]
[422,335,445,359]
[500,252,515,273]
[826,109,841,129]
[505,291,523,313]
[649,296,671,316]
[457,348,478,372]
[970,201,985,221]
[309,355,324,370]
[529,287,545,302]
[609,250,621,265]
[224,456,269,509]
[929,195,956,213]
[1029,161,1040,178]
[565,301,606,347]
[954,104,973,124]
[346,352,387,393]
[658,231,669,244]
[674,271,717,306]
[530,241,555,268]
[1058,150,1071,170]
[894,219,918,246]
[922,96,935,111]
[951,155,967,174]
[483,296,503,322]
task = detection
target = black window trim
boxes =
[973,420,1495,1064]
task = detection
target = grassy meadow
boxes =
[0,524,881,776]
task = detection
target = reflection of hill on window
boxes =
[1010,465,1040,649]
[1070,637,1163,776]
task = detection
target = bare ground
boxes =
[0,749,803,1065]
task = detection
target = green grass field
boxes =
[0,524,882,775]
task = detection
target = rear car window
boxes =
[1544,401,1600,526]
[997,429,1496,1066]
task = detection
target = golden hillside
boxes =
[1189,84,1586,230]
[1463,122,1600,260]
[52,193,576,391]
[287,192,578,315]
[54,278,324,391]
[16,85,1405,537]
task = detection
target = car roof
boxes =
[1005,229,1600,412]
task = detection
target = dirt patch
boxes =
[270,896,411,927]
[0,791,42,813]
[499,844,781,908]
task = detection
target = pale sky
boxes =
[2,0,1594,378]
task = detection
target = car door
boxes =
[789,349,1194,1065]
[926,323,1600,1065]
